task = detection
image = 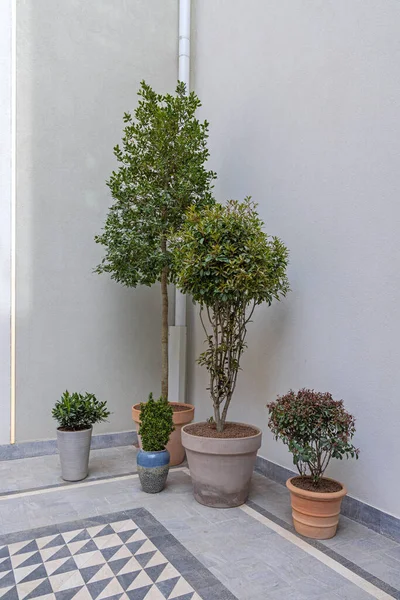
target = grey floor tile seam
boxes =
[246,499,400,600]
[0,471,139,497]
[0,462,187,498]
[0,506,239,600]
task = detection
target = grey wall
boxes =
[189,0,400,516]
[16,0,178,441]
[0,0,12,444]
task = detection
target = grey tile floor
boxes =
[0,446,138,494]
[0,447,399,600]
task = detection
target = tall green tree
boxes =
[95,81,216,400]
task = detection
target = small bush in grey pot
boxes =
[52,391,110,481]
[137,394,174,493]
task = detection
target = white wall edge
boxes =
[0,0,14,444]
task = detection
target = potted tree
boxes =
[171,198,290,507]
[52,391,110,481]
[95,81,216,465]
[137,394,174,493]
[267,389,359,539]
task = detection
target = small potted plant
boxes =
[137,394,174,493]
[171,198,290,507]
[267,389,359,539]
[53,391,110,481]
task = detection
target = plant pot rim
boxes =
[57,426,93,433]
[132,401,194,413]
[182,421,262,441]
[139,448,168,454]
[286,476,347,500]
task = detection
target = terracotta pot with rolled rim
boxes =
[286,476,347,539]
[132,402,195,466]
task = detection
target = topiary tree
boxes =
[171,198,290,432]
[139,394,174,452]
[95,81,216,400]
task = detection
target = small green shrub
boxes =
[52,391,110,431]
[139,394,174,452]
[267,389,359,485]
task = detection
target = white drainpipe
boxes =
[176,0,190,329]
[168,0,191,403]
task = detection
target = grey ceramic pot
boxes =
[182,422,262,508]
[56,427,92,481]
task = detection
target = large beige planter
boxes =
[182,422,262,508]
[287,477,347,539]
[132,402,194,466]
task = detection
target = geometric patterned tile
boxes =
[73,553,105,572]
[19,564,47,584]
[14,552,42,570]
[10,553,37,570]
[0,587,17,600]
[0,572,15,589]
[0,510,239,600]
[125,586,152,600]
[92,526,114,539]
[134,553,156,570]
[169,577,195,599]
[0,559,12,574]
[24,578,53,600]
[74,542,97,557]
[156,576,180,598]
[44,557,72,577]
[107,557,131,576]
[51,558,78,577]
[98,547,121,564]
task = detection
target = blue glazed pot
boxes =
[137,449,170,493]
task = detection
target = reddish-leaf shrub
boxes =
[267,389,359,485]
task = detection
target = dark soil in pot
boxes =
[58,426,91,432]
[184,422,259,438]
[171,405,191,412]
[291,476,343,493]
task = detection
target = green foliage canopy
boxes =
[139,394,174,452]
[171,198,289,306]
[95,81,216,288]
[267,389,359,485]
[171,198,290,431]
[52,391,110,431]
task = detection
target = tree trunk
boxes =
[214,404,223,433]
[161,240,169,400]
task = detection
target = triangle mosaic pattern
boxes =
[0,518,203,600]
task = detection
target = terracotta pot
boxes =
[181,422,262,508]
[132,402,195,466]
[286,477,347,539]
